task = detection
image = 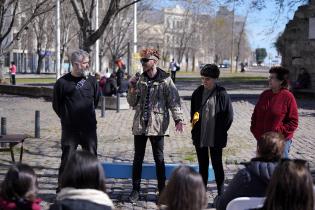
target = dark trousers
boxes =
[195,146,224,195]
[171,71,176,83]
[58,128,97,185]
[132,135,166,193]
[11,74,15,85]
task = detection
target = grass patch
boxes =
[16,78,56,84]
[183,153,197,162]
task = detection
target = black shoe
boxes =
[129,190,140,203]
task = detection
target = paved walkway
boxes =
[0,77,314,210]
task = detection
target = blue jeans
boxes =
[283,139,292,158]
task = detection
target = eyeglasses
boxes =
[140,58,153,64]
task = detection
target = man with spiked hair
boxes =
[127,48,184,202]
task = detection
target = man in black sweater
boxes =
[53,49,99,191]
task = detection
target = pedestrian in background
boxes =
[251,66,298,158]
[53,49,99,192]
[127,48,184,202]
[169,58,178,83]
[190,64,233,196]
[115,59,125,87]
[9,61,16,85]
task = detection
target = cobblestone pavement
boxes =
[0,78,314,210]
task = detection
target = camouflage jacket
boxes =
[127,68,184,136]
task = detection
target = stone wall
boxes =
[278,3,315,91]
[0,85,53,99]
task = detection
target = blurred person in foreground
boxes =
[159,165,207,210]
[215,131,285,210]
[257,158,313,210]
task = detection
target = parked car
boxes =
[218,63,228,68]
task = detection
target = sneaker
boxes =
[129,190,140,203]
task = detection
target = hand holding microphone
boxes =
[129,72,141,93]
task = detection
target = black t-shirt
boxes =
[52,73,99,130]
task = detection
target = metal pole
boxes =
[35,111,40,138]
[55,0,61,79]
[230,2,235,72]
[230,0,235,73]
[127,42,131,75]
[116,91,120,113]
[1,117,7,135]
[101,96,106,118]
[94,0,100,73]
[133,2,137,54]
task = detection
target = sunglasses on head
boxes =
[140,58,153,64]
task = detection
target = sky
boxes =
[151,0,303,59]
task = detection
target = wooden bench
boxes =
[102,162,215,181]
[0,134,29,163]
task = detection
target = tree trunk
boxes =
[60,48,65,74]
[192,54,195,72]
[36,54,45,74]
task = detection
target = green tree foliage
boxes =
[255,48,267,64]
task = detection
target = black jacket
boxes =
[52,73,99,131]
[215,158,278,210]
[191,85,233,148]
[103,77,117,96]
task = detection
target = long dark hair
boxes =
[261,159,314,210]
[0,164,38,206]
[60,151,106,192]
[159,165,207,210]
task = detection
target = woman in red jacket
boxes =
[251,66,298,158]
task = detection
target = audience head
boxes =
[0,163,38,202]
[256,132,285,160]
[159,165,207,210]
[60,151,106,192]
[200,64,220,79]
[95,72,100,80]
[269,66,289,89]
[262,159,314,210]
